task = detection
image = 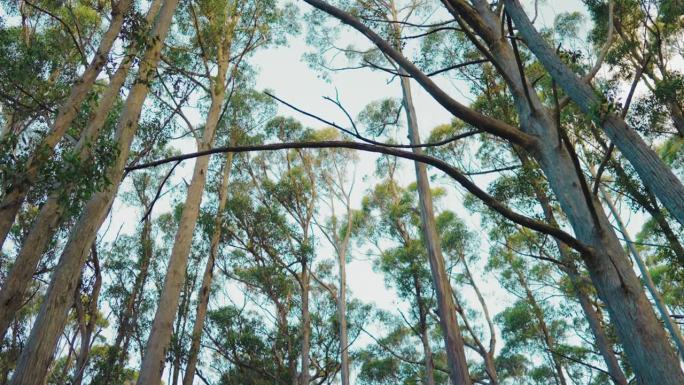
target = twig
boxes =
[140,160,181,222]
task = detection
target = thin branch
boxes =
[24,1,87,65]
[140,160,181,222]
[266,92,482,148]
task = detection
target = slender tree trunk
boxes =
[413,271,436,385]
[97,213,154,385]
[7,2,179,383]
[182,151,234,385]
[0,0,162,339]
[72,247,102,385]
[299,260,312,385]
[171,273,194,385]
[0,0,134,248]
[512,265,567,385]
[461,258,499,385]
[136,38,229,384]
[504,0,684,227]
[600,187,684,360]
[400,72,471,385]
[336,238,351,385]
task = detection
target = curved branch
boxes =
[126,140,595,258]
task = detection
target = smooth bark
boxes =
[7,1,179,383]
[136,27,231,384]
[450,1,684,382]
[400,69,471,385]
[181,151,234,385]
[336,231,351,385]
[299,261,312,385]
[601,187,684,360]
[519,152,628,385]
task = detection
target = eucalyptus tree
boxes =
[0,0,135,248]
[0,0,163,340]
[218,149,346,384]
[92,164,172,385]
[183,89,277,385]
[246,118,328,385]
[436,211,500,385]
[6,0,182,383]
[301,1,684,382]
[503,0,684,227]
[220,171,302,384]
[136,0,292,382]
[316,128,360,385]
[308,1,472,380]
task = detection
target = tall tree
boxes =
[7,1,181,383]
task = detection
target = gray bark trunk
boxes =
[136,37,229,384]
[504,0,684,227]
[7,1,179,383]
[520,152,628,385]
[600,187,684,360]
[400,75,471,385]
[464,3,684,382]
[299,263,311,385]
[182,151,234,385]
[413,270,436,385]
[337,240,351,385]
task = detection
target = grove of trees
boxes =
[0,0,683,384]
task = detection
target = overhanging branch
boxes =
[125,140,594,258]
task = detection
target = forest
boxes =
[0,0,683,384]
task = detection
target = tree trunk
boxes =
[458,2,684,382]
[0,0,162,340]
[171,272,194,385]
[512,264,567,385]
[400,73,471,385]
[504,0,684,227]
[0,0,134,248]
[7,1,179,383]
[570,267,628,385]
[600,187,684,360]
[136,38,229,384]
[182,151,234,385]
[97,212,154,385]
[72,246,102,385]
[461,258,499,385]
[299,261,311,385]
[520,152,628,385]
[336,236,351,385]
[413,270,436,385]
